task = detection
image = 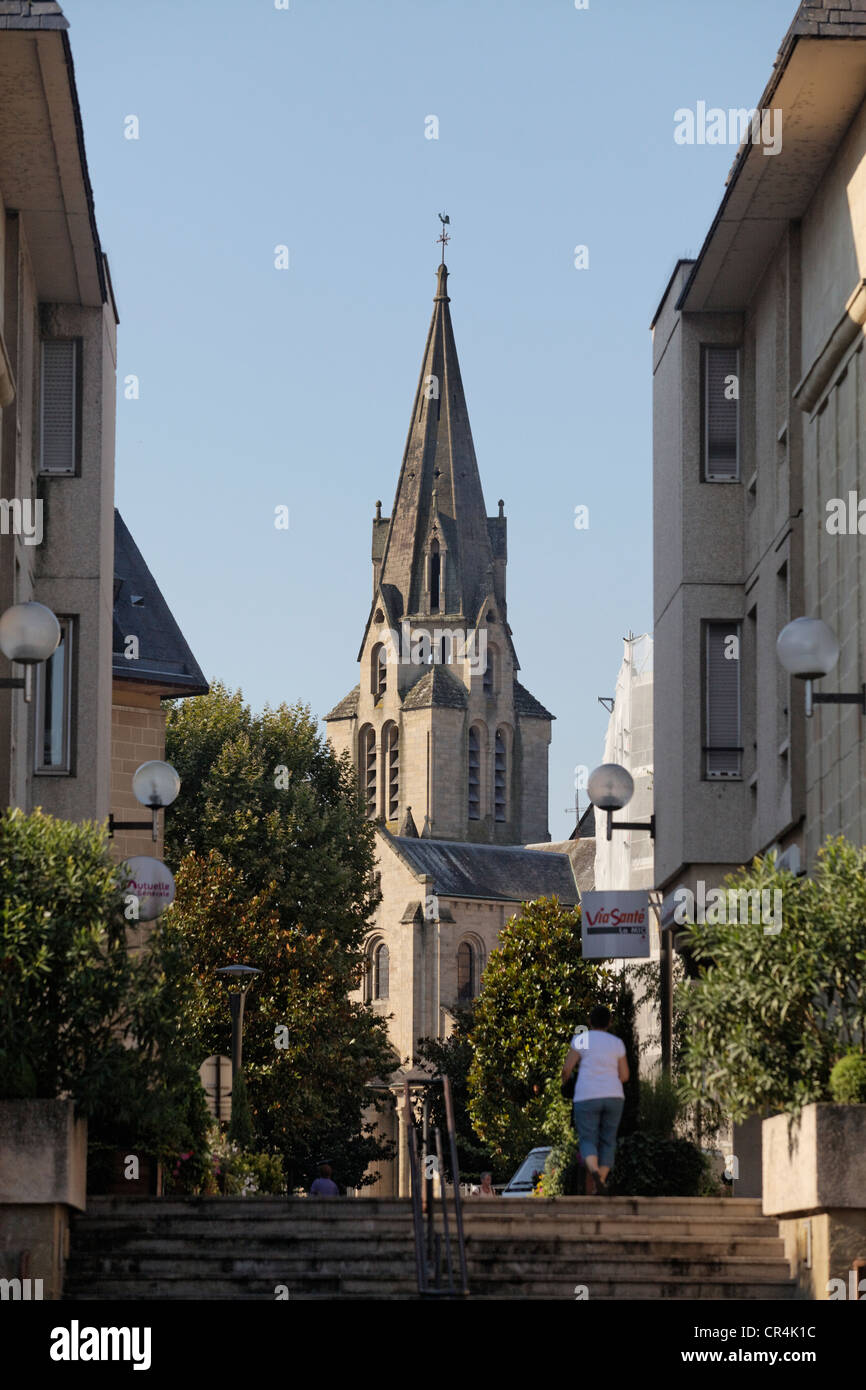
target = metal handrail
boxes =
[403,1074,470,1297]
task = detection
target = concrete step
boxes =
[463,1256,792,1281]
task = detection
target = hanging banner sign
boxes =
[580,890,650,959]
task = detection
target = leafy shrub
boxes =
[830,1052,866,1104]
[637,1072,681,1138]
[609,1132,706,1197]
[210,1130,285,1195]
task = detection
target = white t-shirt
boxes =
[570,1029,626,1101]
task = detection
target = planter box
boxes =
[763,1103,866,1215]
[762,1104,866,1300]
[0,1099,87,1300]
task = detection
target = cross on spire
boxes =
[436,211,450,263]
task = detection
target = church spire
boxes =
[377,254,496,622]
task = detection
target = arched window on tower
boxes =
[484,644,497,696]
[430,540,441,613]
[371,643,387,699]
[494,729,508,823]
[384,722,399,821]
[457,941,476,1001]
[468,726,481,821]
[373,942,390,1000]
[359,725,377,818]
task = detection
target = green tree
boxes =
[0,808,210,1186]
[679,837,866,1119]
[467,896,637,1170]
[164,685,397,1189]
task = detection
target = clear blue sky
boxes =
[65,0,798,841]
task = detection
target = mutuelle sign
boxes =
[580,891,650,959]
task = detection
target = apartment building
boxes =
[652,1,866,925]
[0,4,117,821]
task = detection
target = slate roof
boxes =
[781,2,866,49]
[0,3,69,30]
[389,835,579,905]
[113,511,209,695]
[402,664,468,711]
[513,678,554,720]
[324,685,360,721]
[570,803,596,841]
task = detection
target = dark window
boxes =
[373,942,389,1000]
[35,618,73,774]
[457,941,475,1001]
[372,644,387,698]
[705,621,742,778]
[702,345,740,481]
[430,542,440,612]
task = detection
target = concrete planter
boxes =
[0,1098,87,1300]
[762,1104,866,1300]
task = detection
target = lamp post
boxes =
[587,763,666,1068]
[216,965,262,1081]
[109,759,181,842]
[587,763,655,842]
[776,616,865,719]
[0,601,61,702]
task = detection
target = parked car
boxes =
[501,1146,552,1197]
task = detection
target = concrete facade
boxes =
[653,4,866,908]
[0,9,116,825]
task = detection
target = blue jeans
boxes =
[573,1097,624,1169]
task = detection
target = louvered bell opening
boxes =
[387,729,399,820]
[494,734,506,821]
[705,621,742,777]
[468,729,481,819]
[361,730,377,815]
[704,346,739,481]
[41,340,78,475]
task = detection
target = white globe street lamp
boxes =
[0,601,61,702]
[587,762,655,842]
[110,759,181,842]
[776,617,865,719]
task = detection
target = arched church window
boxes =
[484,645,497,696]
[468,726,481,821]
[359,725,377,817]
[430,540,441,613]
[372,644,387,699]
[384,722,399,821]
[373,942,390,1000]
[494,729,508,823]
[457,941,476,1001]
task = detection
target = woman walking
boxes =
[561,1004,629,1195]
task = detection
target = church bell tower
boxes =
[326,255,553,845]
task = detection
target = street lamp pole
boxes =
[216,965,262,1082]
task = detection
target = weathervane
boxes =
[436,211,450,263]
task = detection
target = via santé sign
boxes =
[580,891,650,959]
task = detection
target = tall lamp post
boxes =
[0,601,61,702]
[216,965,262,1081]
[586,762,668,1068]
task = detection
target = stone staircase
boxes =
[65,1194,799,1300]
[453,1197,799,1300]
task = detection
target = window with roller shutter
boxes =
[704,620,742,778]
[702,345,740,481]
[40,340,80,475]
